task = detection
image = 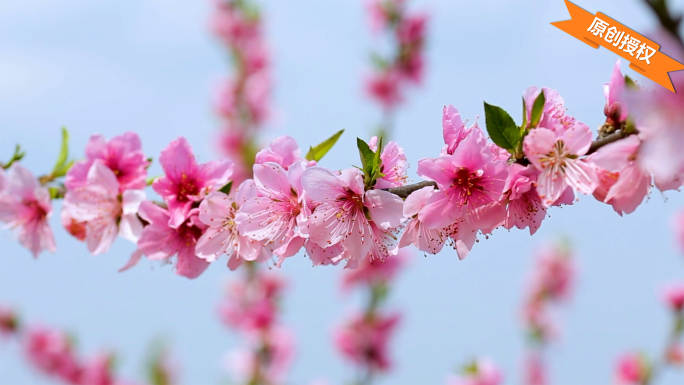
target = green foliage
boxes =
[219,181,233,195]
[356,137,385,189]
[1,144,26,169]
[529,90,546,128]
[305,129,345,162]
[483,102,520,152]
[51,127,73,178]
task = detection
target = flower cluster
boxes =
[520,242,575,385]
[333,251,407,380]
[365,0,427,112]
[219,268,294,385]
[0,306,164,385]
[2,57,684,280]
[211,0,272,183]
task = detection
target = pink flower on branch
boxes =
[0,163,56,257]
[65,132,149,192]
[417,127,507,230]
[63,162,145,255]
[195,180,271,270]
[152,137,233,229]
[662,282,684,312]
[523,124,598,206]
[333,312,401,373]
[588,135,650,216]
[302,167,404,266]
[131,201,209,279]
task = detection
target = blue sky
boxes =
[1,0,684,384]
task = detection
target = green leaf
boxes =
[625,75,638,89]
[483,102,520,151]
[219,181,233,195]
[2,144,25,169]
[52,159,74,178]
[356,137,376,176]
[529,90,546,128]
[521,97,528,130]
[53,127,69,173]
[305,129,344,162]
[372,136,383,178]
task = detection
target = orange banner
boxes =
[552,0,684,92]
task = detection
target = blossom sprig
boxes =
[219,266,295,385]
[520,241,575,385]
[2,58,683,278]
[334,251,407,384]
[365,0,427,135]
[0,305,167,385]
[211,0,272,183]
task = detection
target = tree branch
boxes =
[384,131,637,199]
[383,180,437,198]
[586,130,633,155]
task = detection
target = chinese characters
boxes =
[588,16,656,64]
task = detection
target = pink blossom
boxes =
[302,167,404,265]
[448,358,503,385]
[614,353,648,385]
[522,87,578,132]
[396,13,427,47]
[219,272,284,332]
[522,353,547,385]
[662,282,684,312]
[226,327,295,385]
[604,59,628,123]
[61,210,86,242]
[63,162,145,255]
[400,52,424,84]
[365,69,403,110]
[217,129,251,185]
[588,135,650,215]
[369,136,408,188]
[441,105,478,155]
[366,0,404,32]
[341,249,408,291]
[236,161,311,264]
[502,164,547,235]
[195,180,270,270]
[0,163,56,257]
[254,135,304,170]
[80,353,115,385]
[211,0,260,46]
[132,202,209,279]
[24,327,82,384]
[333,312,400,372]
[523,124,598,206]
[245,71,271,125]
[417,128,507,230]
[527,244,574,302]
[152,137,233,229]
[628,69,684,186]
[65,132,148,192]
[399,185,448,254]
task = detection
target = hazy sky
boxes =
[1,0,684,384]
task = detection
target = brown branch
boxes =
[385,131,637,199]
[587,130,633,155]
[383,180,437,198]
